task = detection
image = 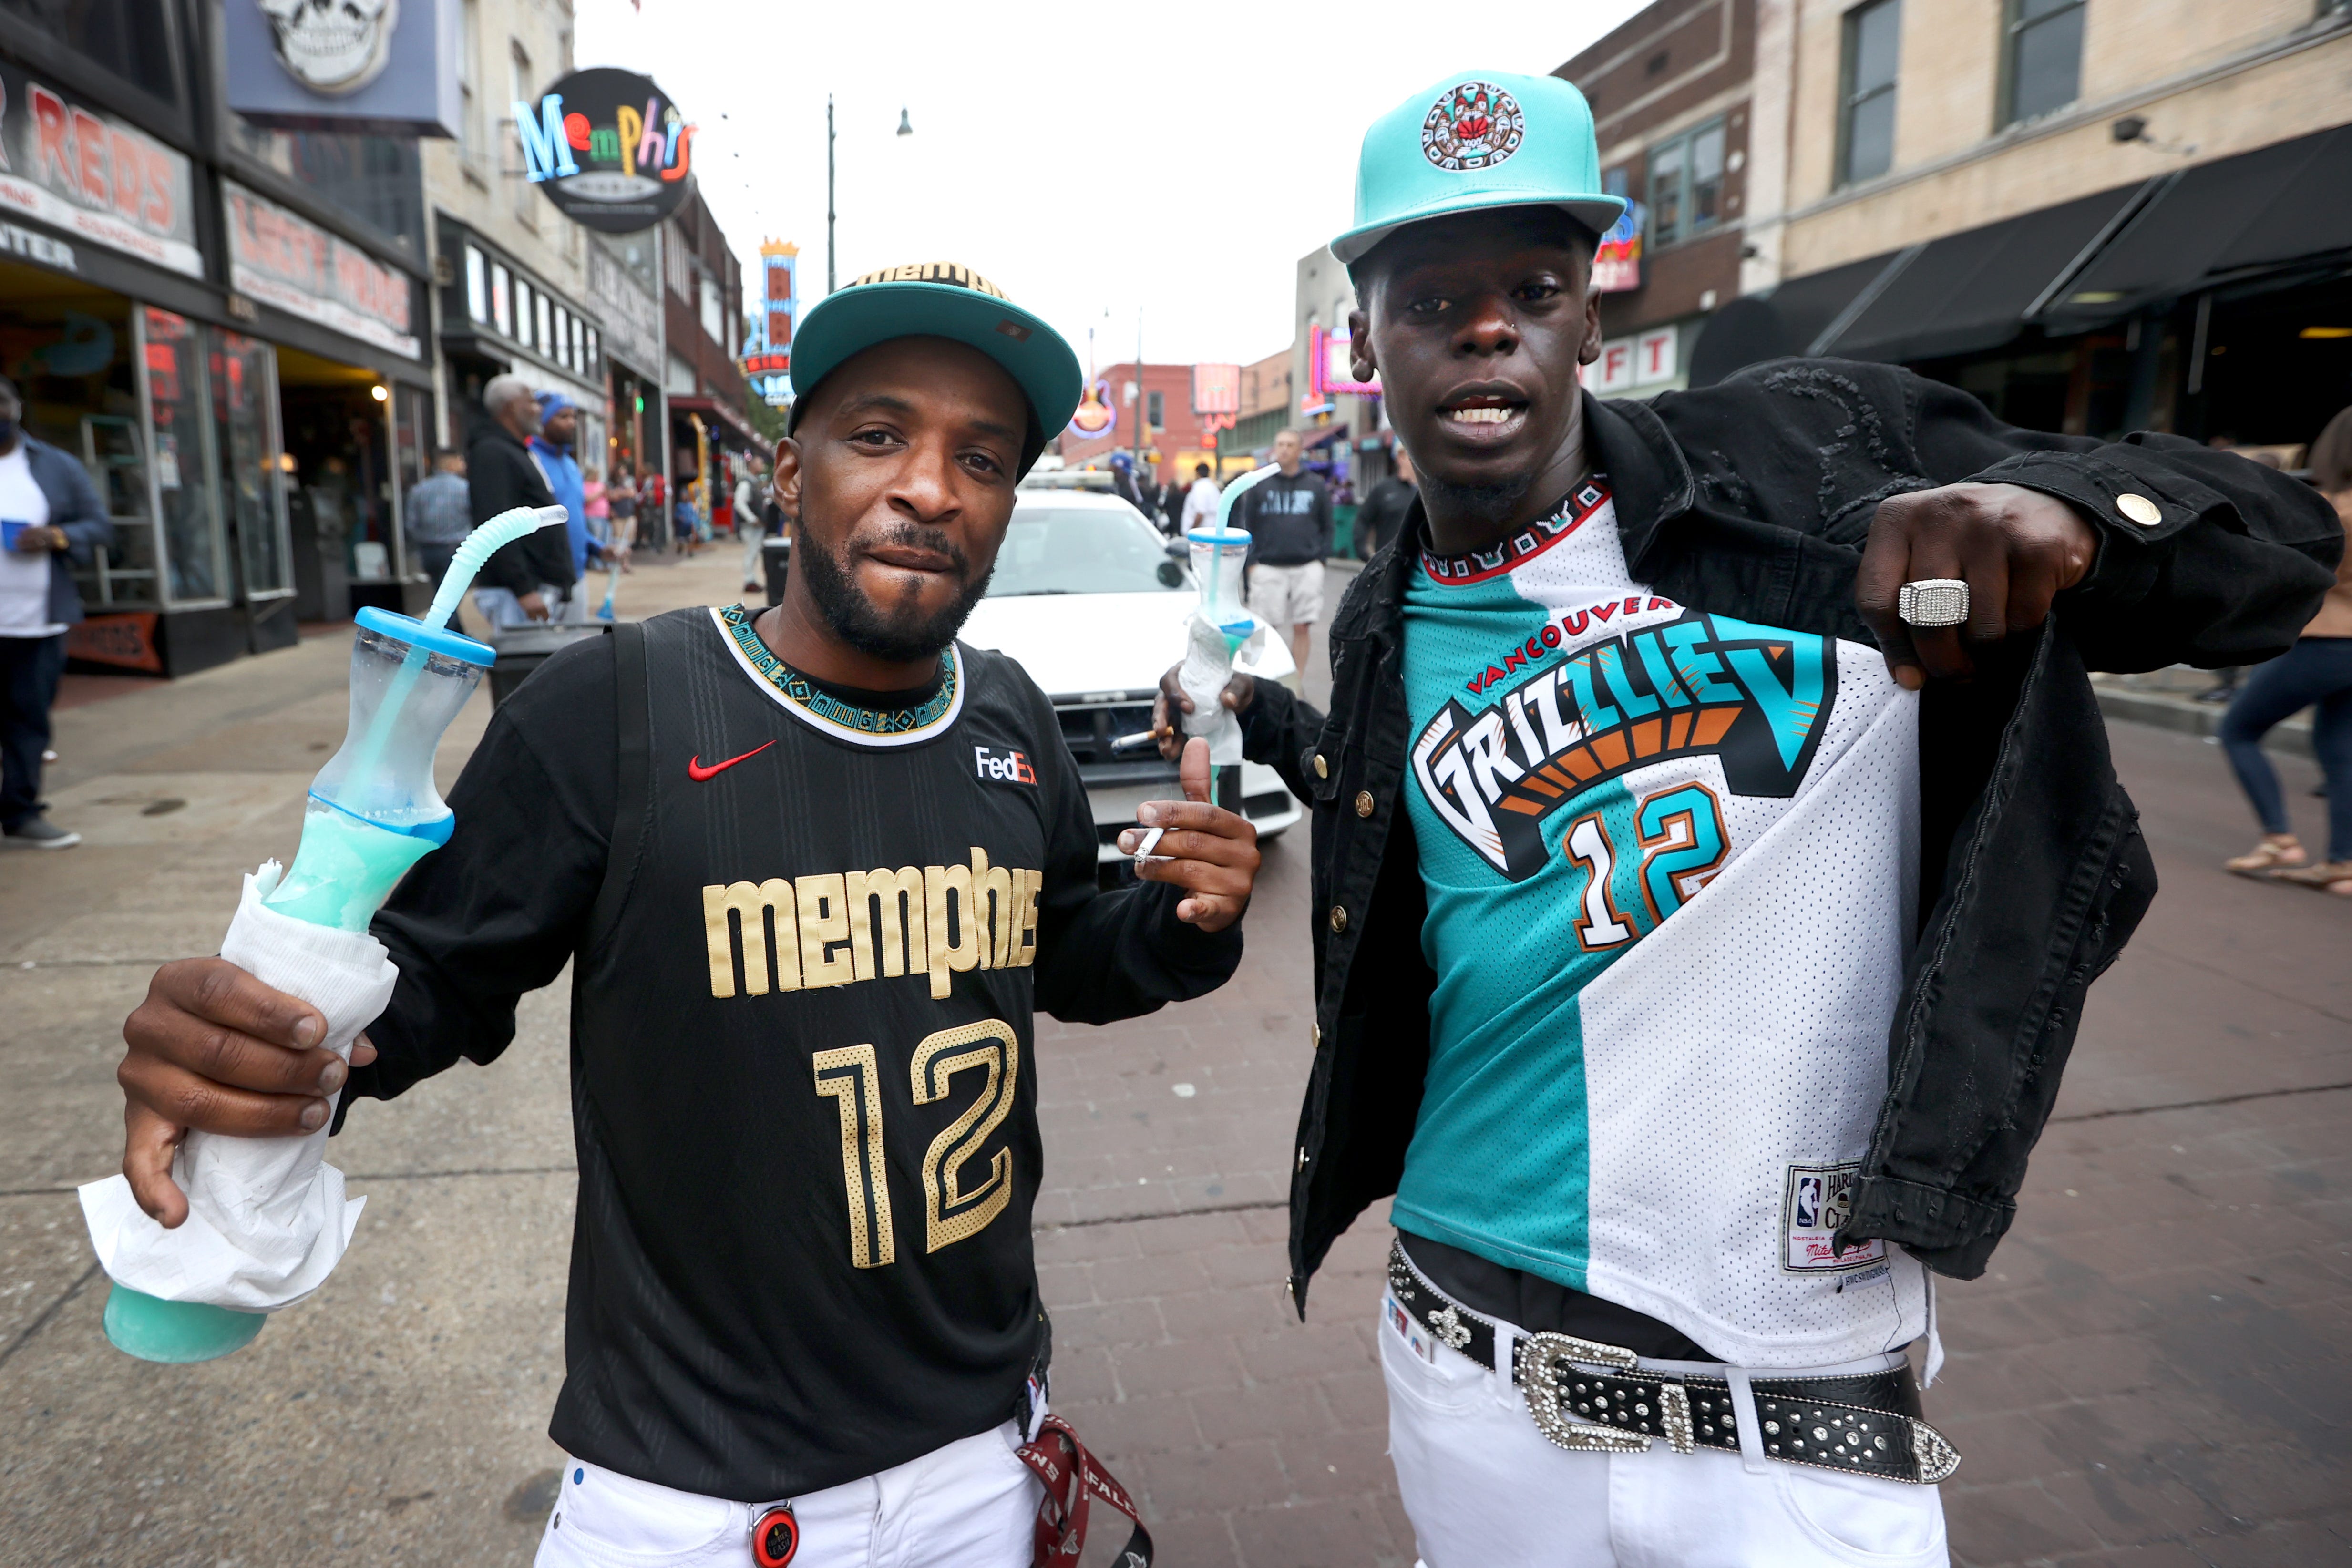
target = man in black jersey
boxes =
[110,264,1259,1566]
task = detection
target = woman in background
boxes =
[2222,406,2352,896]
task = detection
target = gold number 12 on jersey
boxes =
[812,1021,1021,1268]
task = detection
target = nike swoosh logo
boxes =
[687,741,776,781]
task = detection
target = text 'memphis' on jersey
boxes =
[552,610,1096,1499]
[1395,482,1934,1369]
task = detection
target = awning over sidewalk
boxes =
[670,394,772,456]
[1823,182,2147,363]
[2033,124,2352,333]
[1687,251,1900,386]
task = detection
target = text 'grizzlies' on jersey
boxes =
[1396,480,1933,1368]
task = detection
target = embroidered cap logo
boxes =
[1421,81,1526,172]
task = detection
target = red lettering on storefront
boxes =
[31,86,73,194]
[141,143,173,230]
[71,107,108,207]
[107,126,141,219]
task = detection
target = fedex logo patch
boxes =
[975,745,1036,784]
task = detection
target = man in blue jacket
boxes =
[529,389,597,609]
[0,374,113,850]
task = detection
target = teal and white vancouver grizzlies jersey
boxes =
[1396,479,1932,1369]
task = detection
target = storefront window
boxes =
[392,385,430,578]
[0,0,180,108]
[492,263,513,337]
[467,247,489,324]
[141,308,229,605]
[516,279,534,349]
[210,331,290,598]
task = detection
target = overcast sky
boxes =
[574,0,1650,374]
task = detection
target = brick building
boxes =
[1057,361,1224,485]
[1556,0,1760,399]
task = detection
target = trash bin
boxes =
[762,535,792,607]
[487,623,611,708]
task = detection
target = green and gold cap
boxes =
[789,262,1082,468]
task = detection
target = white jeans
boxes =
[534,1419,1042,1568]
[1379,1296,1949,1568]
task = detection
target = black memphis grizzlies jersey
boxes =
[548,605,1233,1500]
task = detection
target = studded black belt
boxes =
[1386,1242,1960,1486]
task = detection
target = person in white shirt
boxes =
[0,374,113,850]
[1180,461,1221,534]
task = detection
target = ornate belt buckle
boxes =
[1520,1332,1656,1454]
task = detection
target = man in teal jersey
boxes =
[1161,71,2339,1564]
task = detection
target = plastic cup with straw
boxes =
[98,505,568,1363]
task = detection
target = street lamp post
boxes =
[826,96,836,296]
[826,100,912,297]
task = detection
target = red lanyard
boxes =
[1016,1416,1154,1567]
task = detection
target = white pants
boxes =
[1247,559,1325,627]
[534,1419,1042,1567]
[1379,1298,1949,1567]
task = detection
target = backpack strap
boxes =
[586,619,651,954]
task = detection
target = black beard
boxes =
[796,522,994,664]
[1418,470,1536,532]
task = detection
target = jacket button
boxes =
[1329,904,1348,933]
[1354,790,1375,818]
[1313,753,1329,779]
[1297,1146,1310,1170]
[2116,493,2162,527]
[1312,1023,1323,1051]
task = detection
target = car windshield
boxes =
[987,506,1184,597]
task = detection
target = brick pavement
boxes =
[2,545,2345,1564]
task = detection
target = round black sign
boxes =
[517,67,696,234]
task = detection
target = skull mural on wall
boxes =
[256,0,401,97]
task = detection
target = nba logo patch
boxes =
[1781,1163,1885,1273]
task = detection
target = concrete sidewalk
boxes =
[1,553,2345,1566]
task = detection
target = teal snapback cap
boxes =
[789,262,1083,460]
[1331,72,1626,266]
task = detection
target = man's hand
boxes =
[1151,665,1255,763]
[1856,482,2099,687]
[117,959,377,1227]
[1118,737,1259,932]
[10,525,62,553]
[518,590,551,622]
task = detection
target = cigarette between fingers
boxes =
[1132,826,1171,868]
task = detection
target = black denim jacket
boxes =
[1238,360,2342,1306]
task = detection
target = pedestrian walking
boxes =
[111,263,1258,1567]
[2220,404,2352,895]
[468,375,579,628]
[530,391,598,599]
[738,459,770,594]
[1156,69,2338,1567]
[1179,461,1219,534]
[1356,447,1416,560]
[402,451,470,588]
[0,373,111,851]
[1234,427,1333,676]
[606,463,639,570]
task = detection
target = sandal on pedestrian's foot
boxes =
[2226,837,2307,874]
[2270,861,2352,896]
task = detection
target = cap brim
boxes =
[1331,192,1628,266]
[790,282,1084,437]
